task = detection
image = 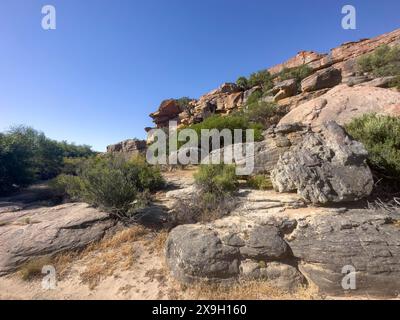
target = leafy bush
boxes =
[0,126,95,195]
[248,70,274,90]
[247,175,273,190]
[52,155,165,220]
[175,97,193,110]
[194,164,238,195]
[236,76,250,90]
[358,45,400,80]
[345,114,400,178]
[171,192,238,224]
[246,90,263,105]
[171,164,238,224]
[278,65,313,82]
[242,101,280,129]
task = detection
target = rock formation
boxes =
[0,203,115,275]
[107,139,147,155]
[278,84,400,129]
[147,28,400,131]
[271,121,374,204]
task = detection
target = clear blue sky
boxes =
[1,0,399,151]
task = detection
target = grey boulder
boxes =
[271,121,373,204]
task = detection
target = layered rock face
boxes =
[279,84,400,129]
[271,121,374,204]
[165,183,400,296]
[148,28,400,131]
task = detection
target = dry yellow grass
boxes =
[52,225,169,290]
[18,256,53,281]
[182,280,322,300]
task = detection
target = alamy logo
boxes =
[341,265,356,290]
[41,5,56,30]
[42,265,57,290]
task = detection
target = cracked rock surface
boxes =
[0,203,115,275]
[165,184,400,296]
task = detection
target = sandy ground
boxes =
[0,228,179,300]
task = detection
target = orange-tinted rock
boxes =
[279,85,400,129]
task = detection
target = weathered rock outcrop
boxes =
[165,186,400,296]
[165,190,307,291]
[107,139,147,155]
[148,29,400,131]
[202,123,308,174]
[0,203,115,275]
[150,99,183,128]
[287,208,400,296]
[271,121,373,204]
[278,85,400,129]
[300,67,342,93]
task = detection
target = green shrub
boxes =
[236,77,250,90]
[278,65,313,82]
[358,45,400,79]
[0,126,95,195]
[345,114,400,178]
[60,157,88,175]
[52,155,165,219]
[248,69,274,90]
[171,164,239,224]
[194,164,238,195]
[242,101,280,129]
[247,175,273,190]
[246,90,263,105]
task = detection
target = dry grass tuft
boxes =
[182,280,322,300]
[18,256,53,281]
[77,225,150,289]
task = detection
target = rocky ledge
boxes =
[165,187,400,297]
[0,203,115,275]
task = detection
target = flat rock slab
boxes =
[0,203,115,275]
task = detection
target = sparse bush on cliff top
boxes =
[248,69,274,90]
[184,114,264,149]
[358,45,400,80]
[52,154,165,220]
[345,114,400,179]
[278,65,313,83]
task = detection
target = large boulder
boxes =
[107,139,147,155]
[279,85,400,129]
[165,185,400,297]
[0,203,115,275]
[271,121,373,204]
[165,225,241,283]
[288,208,400,296]
[201,123,309,174]
[150,99,183,128]
[301,67,342,93]
[270,79,298,101]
